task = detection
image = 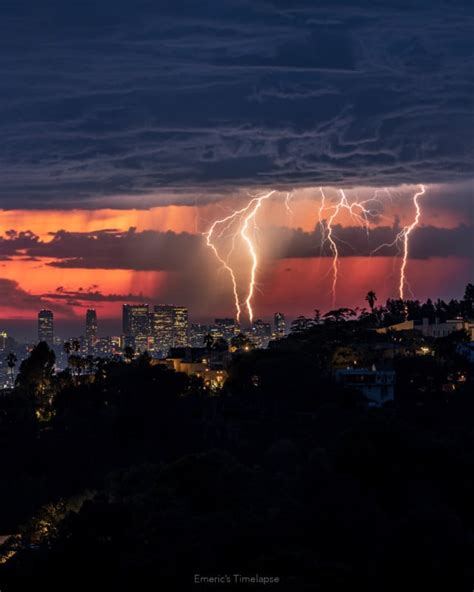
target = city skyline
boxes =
[0,3,473,587]
[0,183,471,338]
[0,1,472,336]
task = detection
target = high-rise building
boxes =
[122,304,150,351]
[173,306,189,347]
[215,318,239,341]
[151,305,175,354]
[274,312,286,338]
[85,309,98,346]
[151,305,189,354]
[38,310,54,344]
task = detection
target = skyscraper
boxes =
[85,309,98,347]
[122,304,150,351]
[173,306,189,347]
[151,305,174,354]
[151,305,189,354]
[274,312,286,338]
[215,318,239,341]
[38,310,54,345]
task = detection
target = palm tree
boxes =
[6,352,17,387]
[365,290,377,312]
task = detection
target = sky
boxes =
[0,1,472,339]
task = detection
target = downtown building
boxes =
[214,318,239,342]
[274,312,286,338]
[122,304,150,352]
[38,310,54,345]
[151,305,189,355]
[85,309,98,348]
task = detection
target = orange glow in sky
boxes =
[0,184,470,332]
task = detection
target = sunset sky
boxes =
[0,1,472,338]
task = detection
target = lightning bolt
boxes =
[371,184,426,300]
[284,191,294,218]
[204,190,276,324]
[399,184,425,299]
[318,188,381,308]
[206,184,425,320]
[204,214,242,322]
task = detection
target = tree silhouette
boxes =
[290,316,314,333]
[124,346,135,363]
[16,342,56,400]
[212,337,229,352]
[230,333,254,351]
[365,290,377,312]
[203,333,214,350]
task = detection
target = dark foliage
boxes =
[0,298,473,591]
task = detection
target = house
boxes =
[335,365,395,406]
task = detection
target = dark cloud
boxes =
[0,1,472,207]
[42,287,153,305]
[0,278,73,315]
[0,223,471,269]
[264,224,474,259]
[0,230,40,256]
[29,228,201,270]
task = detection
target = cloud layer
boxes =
[0,1,473,207]
[1,224,471,270]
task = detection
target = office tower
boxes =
[151,305,189,354]
[151,305,175,354]
[122,304,150,351]
[38,310,54,345]
[173,306,189,347]
[215,318,238,341]
[274,312,286,338]
[85,309,98,346]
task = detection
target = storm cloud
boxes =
[0,0,473,207]
[0,223,471,270]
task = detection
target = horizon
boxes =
[2,283,472,343]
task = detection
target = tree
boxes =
[462,283,474,316]
[16,342,56,400]
[203,333,214,350]
[85,354,96,375]
[212,337,229,352]
[6,352,17,387]
[464,283,474,302]
[290,316,314,333]
[323,308,356,323]
[124,346,135,363]
[137,350,152,368]
[230,333,254,352]
[365,291,377,312]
